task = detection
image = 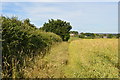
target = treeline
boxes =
[2,16,66,78]
[40,19,72,41]
[70,31,120,39]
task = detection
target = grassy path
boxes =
[23,39,119,78]
[23,42,69,78]
[65,39,118,78]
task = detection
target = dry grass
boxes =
[22,42,69,78]
[65,39,118,78]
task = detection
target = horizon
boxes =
[2,2,118,33]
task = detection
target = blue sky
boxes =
[2,2,118,33]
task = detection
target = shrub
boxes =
[1,16,62,78]
[40,19,72,41]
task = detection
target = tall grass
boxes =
[20,39,118,78]
[68,36,80,42]
[8,39,118,78]
[65,39,118,78]
[22,42,69,78]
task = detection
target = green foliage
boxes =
[79,33,95,39]
[79,33,118,39]
[41,19,72,41]
[107,34,113,38]
[2,16,62,78]
[70,31,79,37]
[23,18,36,28]
[117,34,120,38]
[70,31,78,35]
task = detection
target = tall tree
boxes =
[41,19,72,41]
[70,31,79,35]
[23,18,36,28]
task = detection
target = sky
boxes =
[1,2,118,33]
[1,0,119,2]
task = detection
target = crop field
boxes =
[23,39,119,78]
[65,39,118,78]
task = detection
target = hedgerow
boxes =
[1,16,62,78]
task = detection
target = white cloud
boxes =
[2,2,118,33]
[21,4,83,27]
[13,3,82,20]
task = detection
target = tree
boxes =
[107,34,113,38]
[23,18,36,28]
[117,34,120,38]
[70,31,79,35]
[79,33,96,39]
[41,19,72,41]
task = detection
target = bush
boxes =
[41,19,72,41]
[1,16,62,78]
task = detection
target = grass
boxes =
[9,39,119,78]
[68,36,80,42]
[65,39,118,78]
[22,42,69,78]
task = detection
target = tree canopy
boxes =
[70,31,79,35]
[40,19,72,41]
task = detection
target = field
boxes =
[66,39,118,78]
[23,39,119,78]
